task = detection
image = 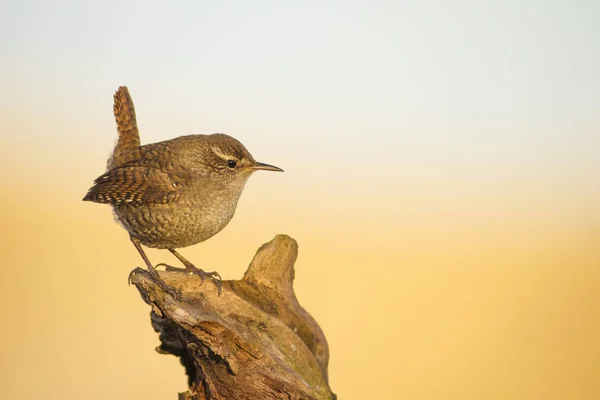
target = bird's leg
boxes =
[157,248,222,294]
[128,237,180,298]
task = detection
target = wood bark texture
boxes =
[130,235,336,400]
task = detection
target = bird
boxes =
[83,86,283,292]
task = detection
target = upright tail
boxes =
[108,86,141,169]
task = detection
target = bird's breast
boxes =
[113,184,243,249]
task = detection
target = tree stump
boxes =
[130,235,336,399]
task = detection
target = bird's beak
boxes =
[252,162,284,172]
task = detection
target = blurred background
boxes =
[1,0,599,399]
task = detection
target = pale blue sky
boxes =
[1,0,599,194]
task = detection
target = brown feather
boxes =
[83,165,180,205]
[109,86,141,168]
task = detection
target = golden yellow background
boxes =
[1,1,599,399]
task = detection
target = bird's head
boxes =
[204,134,283,184]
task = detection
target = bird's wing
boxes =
[82,165,182,205]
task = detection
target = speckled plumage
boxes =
[84,87,282,252]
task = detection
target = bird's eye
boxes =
[227,160,237,169]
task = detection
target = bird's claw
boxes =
[181,265,221,295]
[128,267,147,285]
[127,266,181,299]
[193,269,222,295]
[155,263,222,295]
[155,262,177,272]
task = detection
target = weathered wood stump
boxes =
[130,235,335,399]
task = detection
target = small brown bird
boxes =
[83,86,282,291]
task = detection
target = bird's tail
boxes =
[108,86,141,169]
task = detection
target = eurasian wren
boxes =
[83,86,282,291]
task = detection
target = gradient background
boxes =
[1,1,599,399]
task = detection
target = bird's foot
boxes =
[128,267,181,299]
[155,263,222,295]
[127,267,146,285]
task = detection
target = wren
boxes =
[83,86,283,292]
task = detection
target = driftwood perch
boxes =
[130,235,335,399]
